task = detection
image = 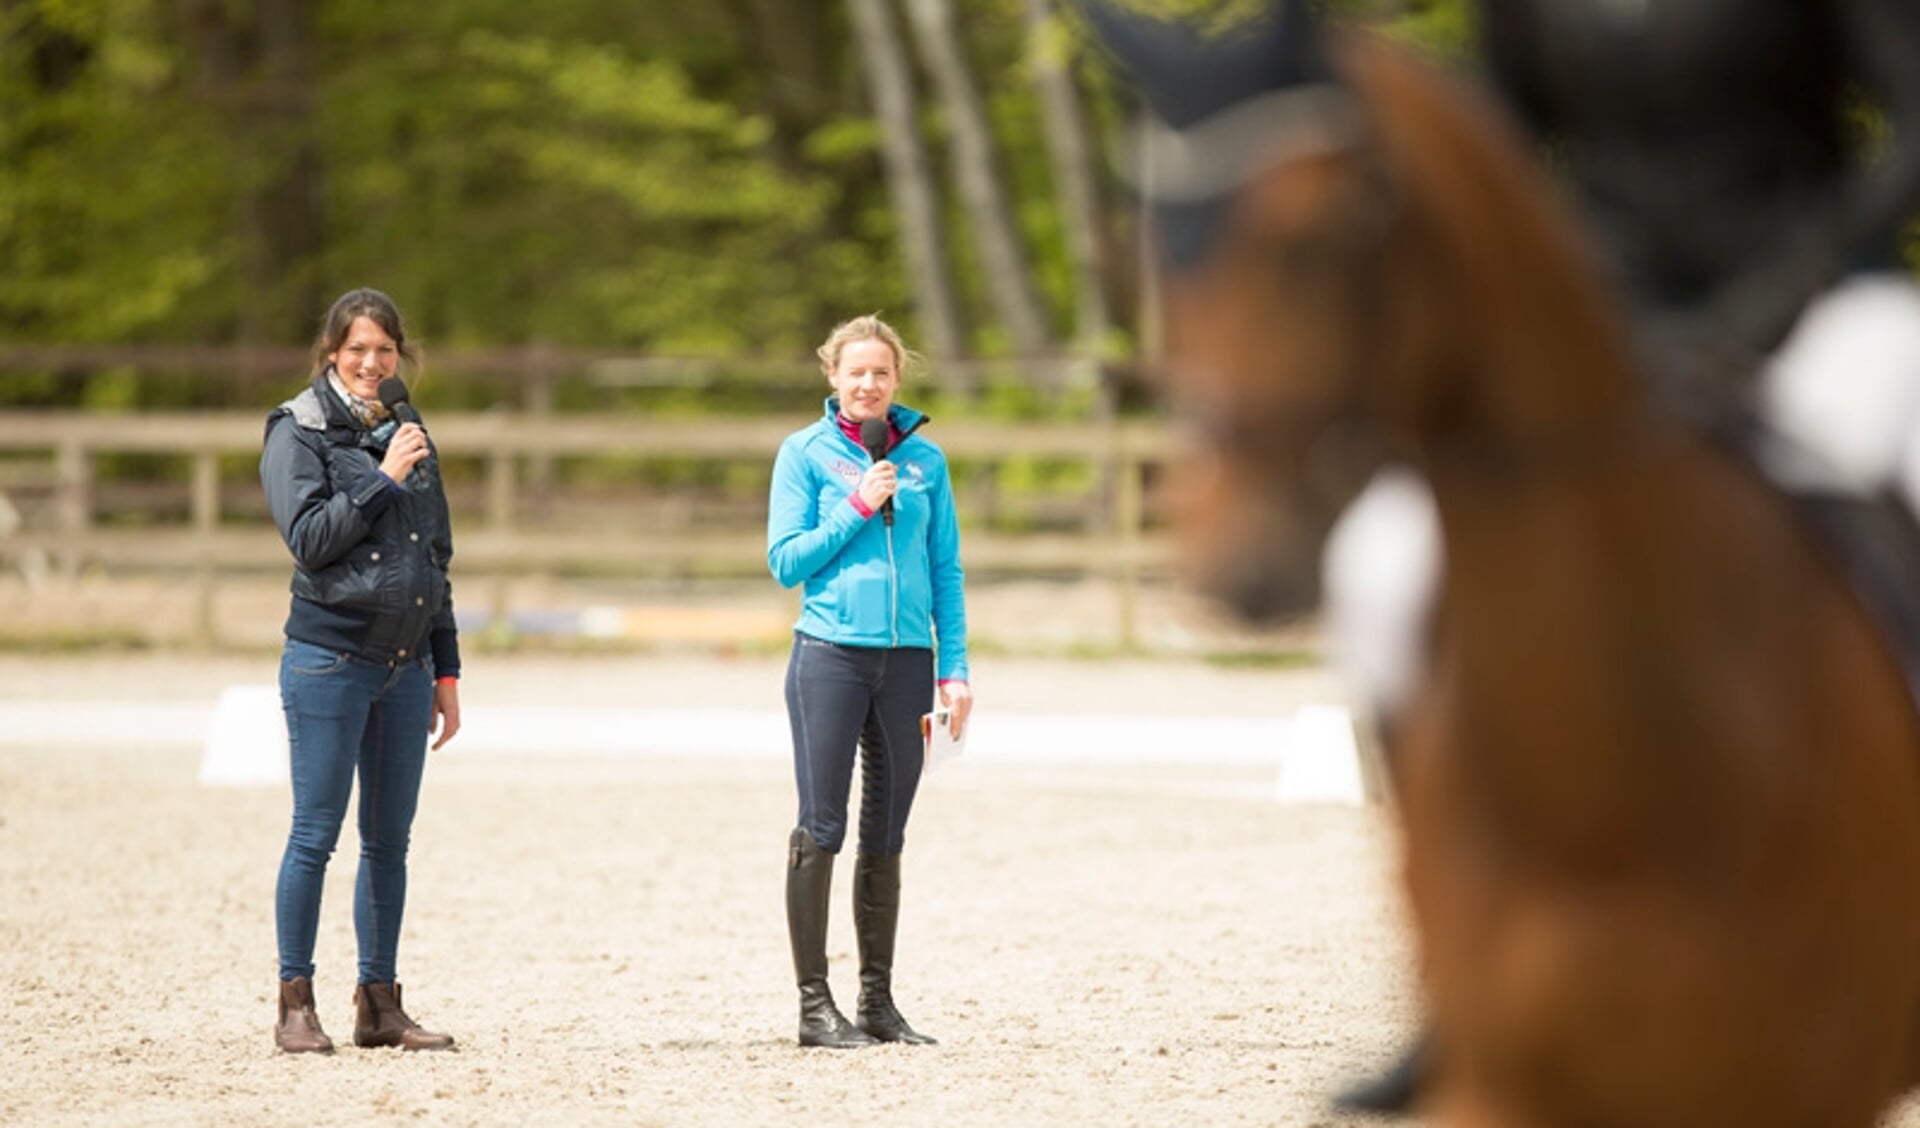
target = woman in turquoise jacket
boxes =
[767,314,972,1049]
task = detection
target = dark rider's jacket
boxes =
[260,371,460,675]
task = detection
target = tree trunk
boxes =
[728,0,836,170]
[845,0,966,361]
[177,0,323,344]
[249,0,323,342]
[901,0,1053,356]
[1023,0,1111,354]
[730,0,864,338]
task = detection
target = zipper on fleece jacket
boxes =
[878,416,923,647]
[837,411,928,649]
[886,523,899,646]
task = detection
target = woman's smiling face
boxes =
[329,316,400,400]
[828,337,900,423]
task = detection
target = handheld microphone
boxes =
[858,416,894,527]
[377,376,422,428]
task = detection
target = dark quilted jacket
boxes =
[259,373,460,674]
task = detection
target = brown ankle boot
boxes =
[353,982,454,1051]
[275,977,334,1054]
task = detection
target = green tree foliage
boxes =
[0,0,916,357]
[0,0,1470,370]
[1,1,233,341]
[1372,0,1474,56]
[1083,0,1471,47]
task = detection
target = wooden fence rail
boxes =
[0,411,1185,644]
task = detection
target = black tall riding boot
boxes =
[852,852,936,1045]
[786,828,876,1049]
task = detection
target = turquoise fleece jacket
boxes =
[767,398,969,681]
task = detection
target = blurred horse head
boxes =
[1087,5,1920,1125]
[1086,0,1456,619]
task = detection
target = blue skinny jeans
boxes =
[274,638,435,985]
[785,632,934,857]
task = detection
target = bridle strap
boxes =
[1125,84,1369,204]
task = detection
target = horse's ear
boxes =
[1076,0,1330,129]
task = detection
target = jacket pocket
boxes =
[300,547,389,612]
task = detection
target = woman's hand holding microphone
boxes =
[857,460,898,513]
[379,423,430,485]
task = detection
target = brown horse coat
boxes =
[1154,30,1920,1128]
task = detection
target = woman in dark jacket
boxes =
[260,288,460,1054]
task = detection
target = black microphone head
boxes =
[376,376,411,411]
[377,375,422,425]
[858,416,890,460]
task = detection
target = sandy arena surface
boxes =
[0,652,1421,1127]
[9,652,1920,1127]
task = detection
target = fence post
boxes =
[1086,358,1119,538]
[487,451,516,533]
[54,438,90,578]
[191,452,220,533]
[1115,431,1144,652]
[191,452,221,646]
[55,438,91,533]
[525,345,557,511]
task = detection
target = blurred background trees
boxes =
[0,0,1472,407]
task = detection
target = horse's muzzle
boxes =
[1188,533,1324,624]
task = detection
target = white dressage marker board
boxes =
[0,689,1382,806]
[197,684,288,788]
[1272,704,1376,806]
